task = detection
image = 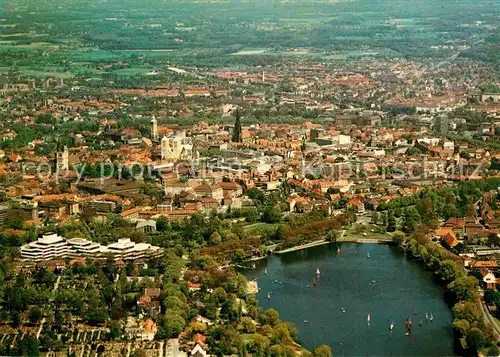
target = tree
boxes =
[452,301,482,323]
[487,345,500,357]
[447,276,478,302]
[232,108,242,143]
[156,216,169,232]
[371,212,379,225]
[163,313,186,337]
[313,345,333,357]
[209,232,222,245]
[467,327,486,351]
[12,335,39,356]
[241,317,256,333]
[403,207,421,233]
[381,212,388,227]
[326,230,339,243]
[392,231,404,245]
[438,260,461,282]
[387,211,396,232]
[262,205,281,223]
[452,319,470,336]
[28,307,43,324]
[263,309,280,327]
[443,203,458,220]
[485,290,500,309]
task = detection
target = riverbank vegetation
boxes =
[403,230,496,354]
[389,177,500,355]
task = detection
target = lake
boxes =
[242,243,457,356]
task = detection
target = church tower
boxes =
[55,145,69,173]
[151,116,158,141]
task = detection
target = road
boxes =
[480,299,500,341]
[166,338,186,357]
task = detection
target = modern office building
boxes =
[102,238,164,261]
[67,238,102,257]
[20,234,163,262]
[20,233,71,261]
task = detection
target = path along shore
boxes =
[273,237,392,254]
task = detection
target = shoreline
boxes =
[274,240,330,254]
[273,237,393,254]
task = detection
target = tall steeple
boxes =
[232,108,242,143]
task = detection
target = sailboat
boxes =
[389,321,394,331]
[425,313,429,321]
[367,252,371,259]
[264,268,267,275]
[430,313,434,321]
[267,292,271,299]
[367,314,371,324]
[316,268,321,275]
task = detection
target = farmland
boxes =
[0,0,498,80]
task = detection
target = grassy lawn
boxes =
[342,223,392,240]
[242,222,285,235]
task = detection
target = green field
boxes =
[0,0,497,78]
[243,222,285,235]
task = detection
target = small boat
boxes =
[390,321,394,331]
[425,313,429,321]
[337,247,341,254]
[267,292,271,299]
[367,252,371,259]
[274,280,278,283]
[279,281,283,285]
[252,262,256,269]
[419,321,423,327]
[316,268,321,275]
[413,311,418,316]
[367,314,371,323]
[341,308,346,313]
[312,278,317,286]
[430,313,433,321]
[408,319,412,330]
[264,268,267,275]
[304,320,308,323]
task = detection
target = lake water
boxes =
[242,243,457,356]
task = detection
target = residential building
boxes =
[124,317,158,341]
[482,270,497,290]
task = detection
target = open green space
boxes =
[0,0,496,79]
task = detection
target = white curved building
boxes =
[20,233,70,261]
[20,235,163,262]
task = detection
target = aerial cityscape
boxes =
[0,0,499,356]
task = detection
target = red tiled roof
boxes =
[443,231,459,248]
